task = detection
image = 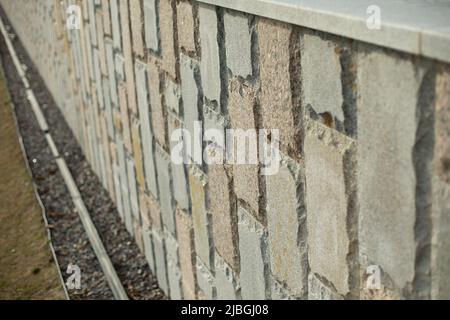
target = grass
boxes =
[0,63,65,300]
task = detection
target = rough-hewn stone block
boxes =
[130,0,145,57]
[308,273,344,300]
[209,164,239,271]
[176,208,197,299]
[199,3,221,104]
[305,120,355,296]
[168,112,190,210]
[189,166,212,269]
[357,49,426,290]
[301,32,344,121]
[148,62,168,149]
[224,11,252,78]
[214,252,239,299]
[266,153,307,297]
[258,18,301,156]
[159,0,178,79]
[228,79,260,219]
[155,145,175,235]
[177,0,196,55]
[238,206,267,300]
[143,0,159,52]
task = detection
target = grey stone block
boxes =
[308,273,344,300]
[357,50,425,290]
[105,39,118,107]
[110,0,122,51]
[189,166,213,269]
[180,55,201,162]
[238,206,267,300]
[197,258,216,299]
[88,0,97,46]
[432,178,450,299]
[199,4,221,103]
[117,136,133,235]
[127,154,141,222]
[224,11,252,78]
[113,163,124,219]
[270,277,294,300]
[168,112,190,210]
[144,0,159,52]
[155,145,176,235]
[301,33,344,121]
[153,230,169,295]
[304,120,354,295]
[266,154,307,297]
[214,253,238,300]
[143,228,156,272]
[135,60,159,198]
[115,53,125,82]
[102,78,115,138]
[165,78,181,116]
[165,230,182,300]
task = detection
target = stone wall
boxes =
[1,0,449,300]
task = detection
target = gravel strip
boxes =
[0,9,166,301]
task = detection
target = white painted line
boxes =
[0,15,129,301]
[26,89,49,131]
[45,133,60,158]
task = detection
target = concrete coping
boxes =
[198,0,450,64]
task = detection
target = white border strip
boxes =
[0,15,129,301]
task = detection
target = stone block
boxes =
[180,55,201,159]
[305,119,354,296]
[118,82,133,152]
[258,18,301,156]
[208,164,239,271]
[168,112,190,210]
[165,78,182,116]
[228,79,260,219]
[109,0,122,47]
[177,0,196,54]
[189,166,212,269]
[153,230,169,295]
[148,62,167,149]
[130,0,145,57]
[357,49,426,290]
[266,153,307,297]
[155,145,176,235]
[160,0,178,79]
[308,273,344,300]
[196,258,215,299]
[238,206,267,300]
[143,0,159,52]
[127,155,141,222]
[120,0,138,114]
[143,228,156,272]
[199,3,221,103]
[102,0,112,36]
[435,69,450,183]
[176,208,197,299]
[301,32,344,121]
[214,252,239,300]
[224,11,252,78]
[165,230,183,300]
[135,60,159,197]
[131,120,146,189]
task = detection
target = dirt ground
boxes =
[0,63,65,300]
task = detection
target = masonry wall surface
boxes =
[2,0,450,300]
